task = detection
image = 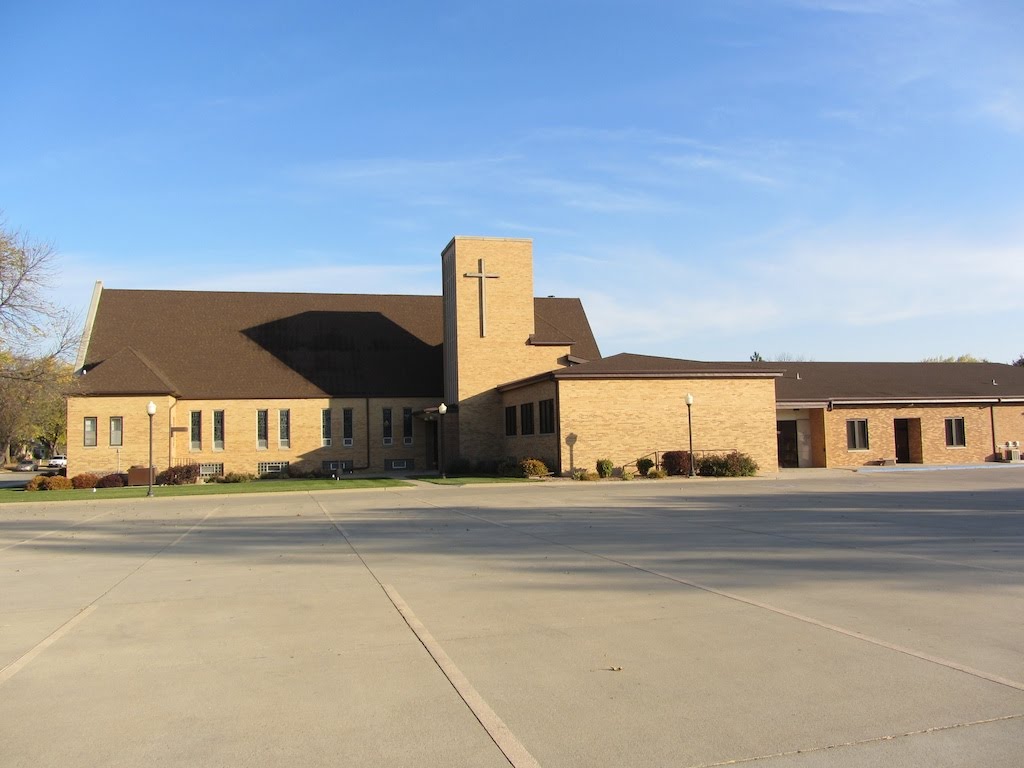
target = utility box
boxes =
[1010,448,1022,463]
[127,466,156,486]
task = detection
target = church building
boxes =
[67,235,1024,478]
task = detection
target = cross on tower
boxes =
[463,258,500,337]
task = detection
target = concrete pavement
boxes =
[1,470,1022,766]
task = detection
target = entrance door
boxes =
[777,421,799,468]
[894,419,910,463]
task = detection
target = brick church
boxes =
[67,236,1024,477]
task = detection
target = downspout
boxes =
[362,397,371,471]
[554,380,562,475]
[990,405,998,461]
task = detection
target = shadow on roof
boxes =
[242,311,443,397]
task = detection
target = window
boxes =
[382,407,393,445]
[322,460,353,475]
[846,419,869,450]
[109,417,123,447]
[520,403,535,436]
[505,405,517,436]
[84,417,97,447]
[190,411,202,451]
[257,461,289,476]
[322,408,332,447]
[213,410,225,450]
[403,407,413,445]
[279,409,291,448]
[257,409,268,449]
[539,399,555,434]
[199,462,224,478]
[945,417,966,447]
[343,408,354,446]
[386,458,414,470]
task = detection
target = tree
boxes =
[749,351,764,362]
[1012,355,1024,367]
[0,216,78,381]
[921,354,990,363]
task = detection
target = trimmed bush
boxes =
[96,473,127,488]
[595,458,614,478]
[519,458,549,477]
[635,457,654,477]
[71,473,100,490]
[156,464,200,485]
[661,451,693,476]
[215,471,257,483]
[647,468,668,479]
[573,469,600,481]
[25,475,47,491]
[42,475,73,490]
[497,457,522,477]
[697,451,759,477]
[620,469,635,481]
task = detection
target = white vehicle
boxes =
[47,455,68,469]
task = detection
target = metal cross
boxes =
[463,258,500,337]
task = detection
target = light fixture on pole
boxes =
[685,393,695,477]
[146,401,156,497]
[437,403,447,479]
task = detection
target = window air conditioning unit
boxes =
[343,438,354,447]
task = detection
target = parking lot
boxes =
[2,469,1023,767]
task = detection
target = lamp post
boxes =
[146,401,156,497]
[685,393,695,477]
[437,403,447,479]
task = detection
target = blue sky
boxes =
[3,0,1023,363]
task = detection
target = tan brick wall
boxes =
[67,395,439,477]
[558,378,779,475]
[67,395,176,476]
[822,404,1001,467]
[993,403,1024,454]
[443,237,569,463]
[501,380,559,471]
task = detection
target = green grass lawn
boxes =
[0,477,410,503]
[413,475,538,485]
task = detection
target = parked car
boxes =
[47,455,68,469]
[15,459,38,471]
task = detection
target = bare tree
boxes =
[0,216,79,380]
[921,354,990,363]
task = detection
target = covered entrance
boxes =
[893,418,923,463]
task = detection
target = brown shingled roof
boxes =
[775,362,1024,403]
[78,289,600,399]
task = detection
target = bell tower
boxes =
[441,236,563,463]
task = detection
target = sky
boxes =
[3,0,1023,363]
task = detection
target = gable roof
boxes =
[77,346,179,396]
[77,289,600,399]
[774,362,1024,405]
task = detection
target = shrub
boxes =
[287,463,318,479]
[519,458,549,477]
[216,471,257,483]
[573,469,600,481]
[635,457,654,477]
[661,451,693,476]
[647,468,667,479]
[71,473,100,489]
[96,473,127,488]
[25,475,48,491]
[697,451,759,477]
[595,458,614,478]
[497,456,522,477]
[620,469,635,481]
[156,464,201,485]
[42,475,73,490]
